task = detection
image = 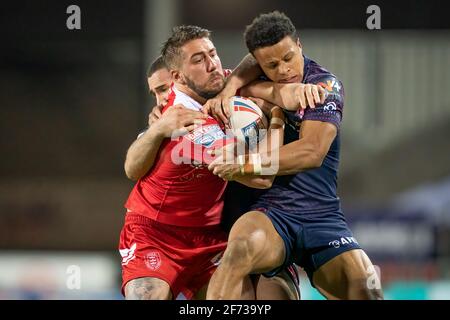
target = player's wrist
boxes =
[223,76,243,96]
[270,117,285,130]
[270,106,284,118]
[149,121,167,139]
[238,153,262,175]
[220,86,237,100]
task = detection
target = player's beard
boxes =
[184,73,225,100]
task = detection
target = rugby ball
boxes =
[227,96,268,147]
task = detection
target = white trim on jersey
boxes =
[171,86,204,112]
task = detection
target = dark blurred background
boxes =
[0,0,449,299]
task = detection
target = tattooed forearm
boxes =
[125,277,172,300]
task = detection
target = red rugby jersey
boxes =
[125,84,235,227]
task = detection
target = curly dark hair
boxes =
[146,55,166,78]
[244,11,297,53]
[161,25,211,70]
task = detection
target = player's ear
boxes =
[171,70,186,85]
[146,81,151,93]
[297,38,302,48]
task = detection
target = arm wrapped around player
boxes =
[237,104,285,176]
[207,100,285,187]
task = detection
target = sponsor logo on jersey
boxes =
[187,124,227,147]
[196,134,215,148]
[318,78,341,93]
[323,101,337,111]
[328,237,359,248]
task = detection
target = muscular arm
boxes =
[240,81,282,107]
[240,81,323,111]
[124,105,207,181]
[124,126,164,181]
[233,125,284,188]
[209,105,285,188]
[262,120,337,176]
[232,175,274,189]
[221,54,263,96]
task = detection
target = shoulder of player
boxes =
[307,75,344,106]
[308,73,342,92]
[304,60,343,92]
[304,74,344,113]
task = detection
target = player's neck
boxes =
[174,83,207,105]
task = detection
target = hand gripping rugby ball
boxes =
[227,96,268,146]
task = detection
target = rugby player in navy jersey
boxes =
[205,11,383,300]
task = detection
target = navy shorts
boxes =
[252,206,361,287]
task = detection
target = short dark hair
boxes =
[244,11,297,53]
[161,25,211,70]
[147,55,167,78]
